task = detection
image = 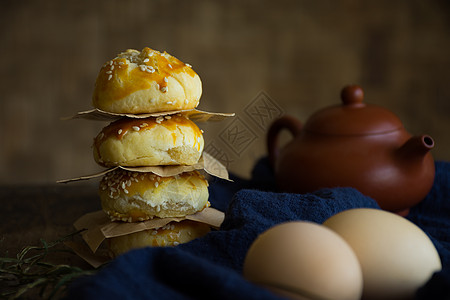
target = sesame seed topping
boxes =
[156,83,160,89]
[173,242,180,246]
[108,75,112,80]
[164,77,168,83]
[132,126,140,131]
[106,70,112,74]
[165,115,171,119]
[185,63,192,68]
[140,123,148,127]
[118,129,123,134]
[168,64,172,68]
[154,182,159,188]
[166,101,172,104]
[143,58,150,63]
[161,86,168,93]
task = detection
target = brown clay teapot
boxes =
[267,85,435,216]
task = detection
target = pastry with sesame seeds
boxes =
[58,45,231,261]
[93,114,204,167]
[92,47,202,114]
[99,169,210,222]
[107,220,211,257]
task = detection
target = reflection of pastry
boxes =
[92,47,202,114]
[93,114,204,167]
[107,220,211,257]
[99,169,209,222]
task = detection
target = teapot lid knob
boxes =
[341,85,364,106]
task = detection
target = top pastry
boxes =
[92,47,202,114]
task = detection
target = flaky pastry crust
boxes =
[93,47,202,114]
[99,169,209,222]
[107,220,211,256]
[93,114,204,167]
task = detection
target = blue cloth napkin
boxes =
[66,159,450,300]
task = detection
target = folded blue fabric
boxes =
[66,159,450,300]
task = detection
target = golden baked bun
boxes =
[93,114,204,167]
[107,220,211,257]
[99,169,210,222]
[92,47,202,114]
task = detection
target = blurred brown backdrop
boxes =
[1,0,449,184]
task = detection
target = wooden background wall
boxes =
[1,0,449,184]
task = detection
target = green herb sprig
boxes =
[0,230,98,299]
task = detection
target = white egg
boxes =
[323,208,442,300]
[243,221,363,300]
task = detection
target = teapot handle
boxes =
[267,115,303,170]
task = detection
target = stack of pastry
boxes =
[90,47,214,256]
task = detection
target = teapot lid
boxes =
[304,85,404,135]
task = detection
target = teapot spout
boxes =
[397,135,434,160]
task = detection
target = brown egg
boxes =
[323,208,442,300]
[243,221,363,300]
